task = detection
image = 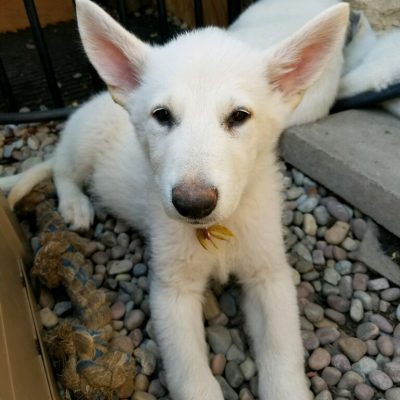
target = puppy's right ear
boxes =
[76,0,150,106]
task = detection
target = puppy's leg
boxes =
[53,150,94,230]
[54,176,94,230]
[241,263,311,400]
[150,273,224,400]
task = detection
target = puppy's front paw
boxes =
[59,192,94,231]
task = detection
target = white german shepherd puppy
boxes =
[0,0,349,398]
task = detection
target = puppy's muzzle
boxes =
[172,183,218,220]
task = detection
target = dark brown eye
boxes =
[152,107,174,127]
[227,108,251,128]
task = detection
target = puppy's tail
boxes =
[0,159,53,209]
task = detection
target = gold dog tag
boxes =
[196,224,234,250]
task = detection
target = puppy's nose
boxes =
[172,183,218,219]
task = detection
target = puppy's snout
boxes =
[172,182,218,219]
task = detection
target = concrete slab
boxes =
[280,109,400,238]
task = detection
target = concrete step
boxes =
[280,109,400,238]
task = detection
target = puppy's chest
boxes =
[209,245,239,284]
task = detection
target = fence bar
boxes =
[156,0,168,41]
[0,58,17,111]
[228,0,242,24]
[194,0,204,27]
[117,0,128,27]
[23,0,64,107]
[0,107,75,124]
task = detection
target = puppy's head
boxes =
[76,0,348,226]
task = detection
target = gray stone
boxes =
[92,251,109,265]
[226,344,246,363]
[339,276,353,299]
[315,390,332,400]
[386,388,400,400]
[216,376,239,400]
[381,288,400,302]
[353,273,369,291]
[206,326,232,355]
[331,354,351,373]
[337,371,364,390]
[148,379,166,397]
[316,327,340,345]
[311,375,328,394]
[287,186,305,200]
[314,205,331,226]
[108,259,133,275]
[313,250,325,265]
[350,299,364,322]
[124,309,145,330]
[293,242,313,262]
[225,361,244,388]
[297,196,319,213]
[341,237,359,252]
[367,278,390,291]
[302,331,320,351]
[356,323,380,341]
[351,219,367,240]
[308,348,331,370]
[338,337,367,362]
[354,383,374,400]
[304,302,324,323]
[323,268,341,286]
[240,357,257,381]
[325,308,346,325]
[336,261,352,275]
[353,291,373,310]
[282,210,294,226]
[321,367,341,386]
[384,362,400,383]
[352,357,378,378]
[326,200,350,222]
[327,295,350,313]
[377,336,394,357]
[368,370,393,390]
[133,263,148,277]
[111,301,125,320]
[369,314,393,333]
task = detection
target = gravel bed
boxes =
[1,121,400,400]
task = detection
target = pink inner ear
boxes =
[270,40,331,96]
[96,36,140,91]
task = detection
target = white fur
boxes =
[230,0,345,126]
[0,1,350,399]
[339,12,400,118]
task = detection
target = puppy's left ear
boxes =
[76,0,150,106]
[266,3,349,109]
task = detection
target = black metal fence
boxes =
[0,0,246,124]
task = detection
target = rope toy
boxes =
[15,181,136,399]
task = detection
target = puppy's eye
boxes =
[152,107,174,127]
[227,108,251,128]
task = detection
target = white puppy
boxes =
[0,0,349,399]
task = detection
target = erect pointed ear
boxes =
[266,3,350,109]
[76,0,150,106]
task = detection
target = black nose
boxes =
[172,182,218,219]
